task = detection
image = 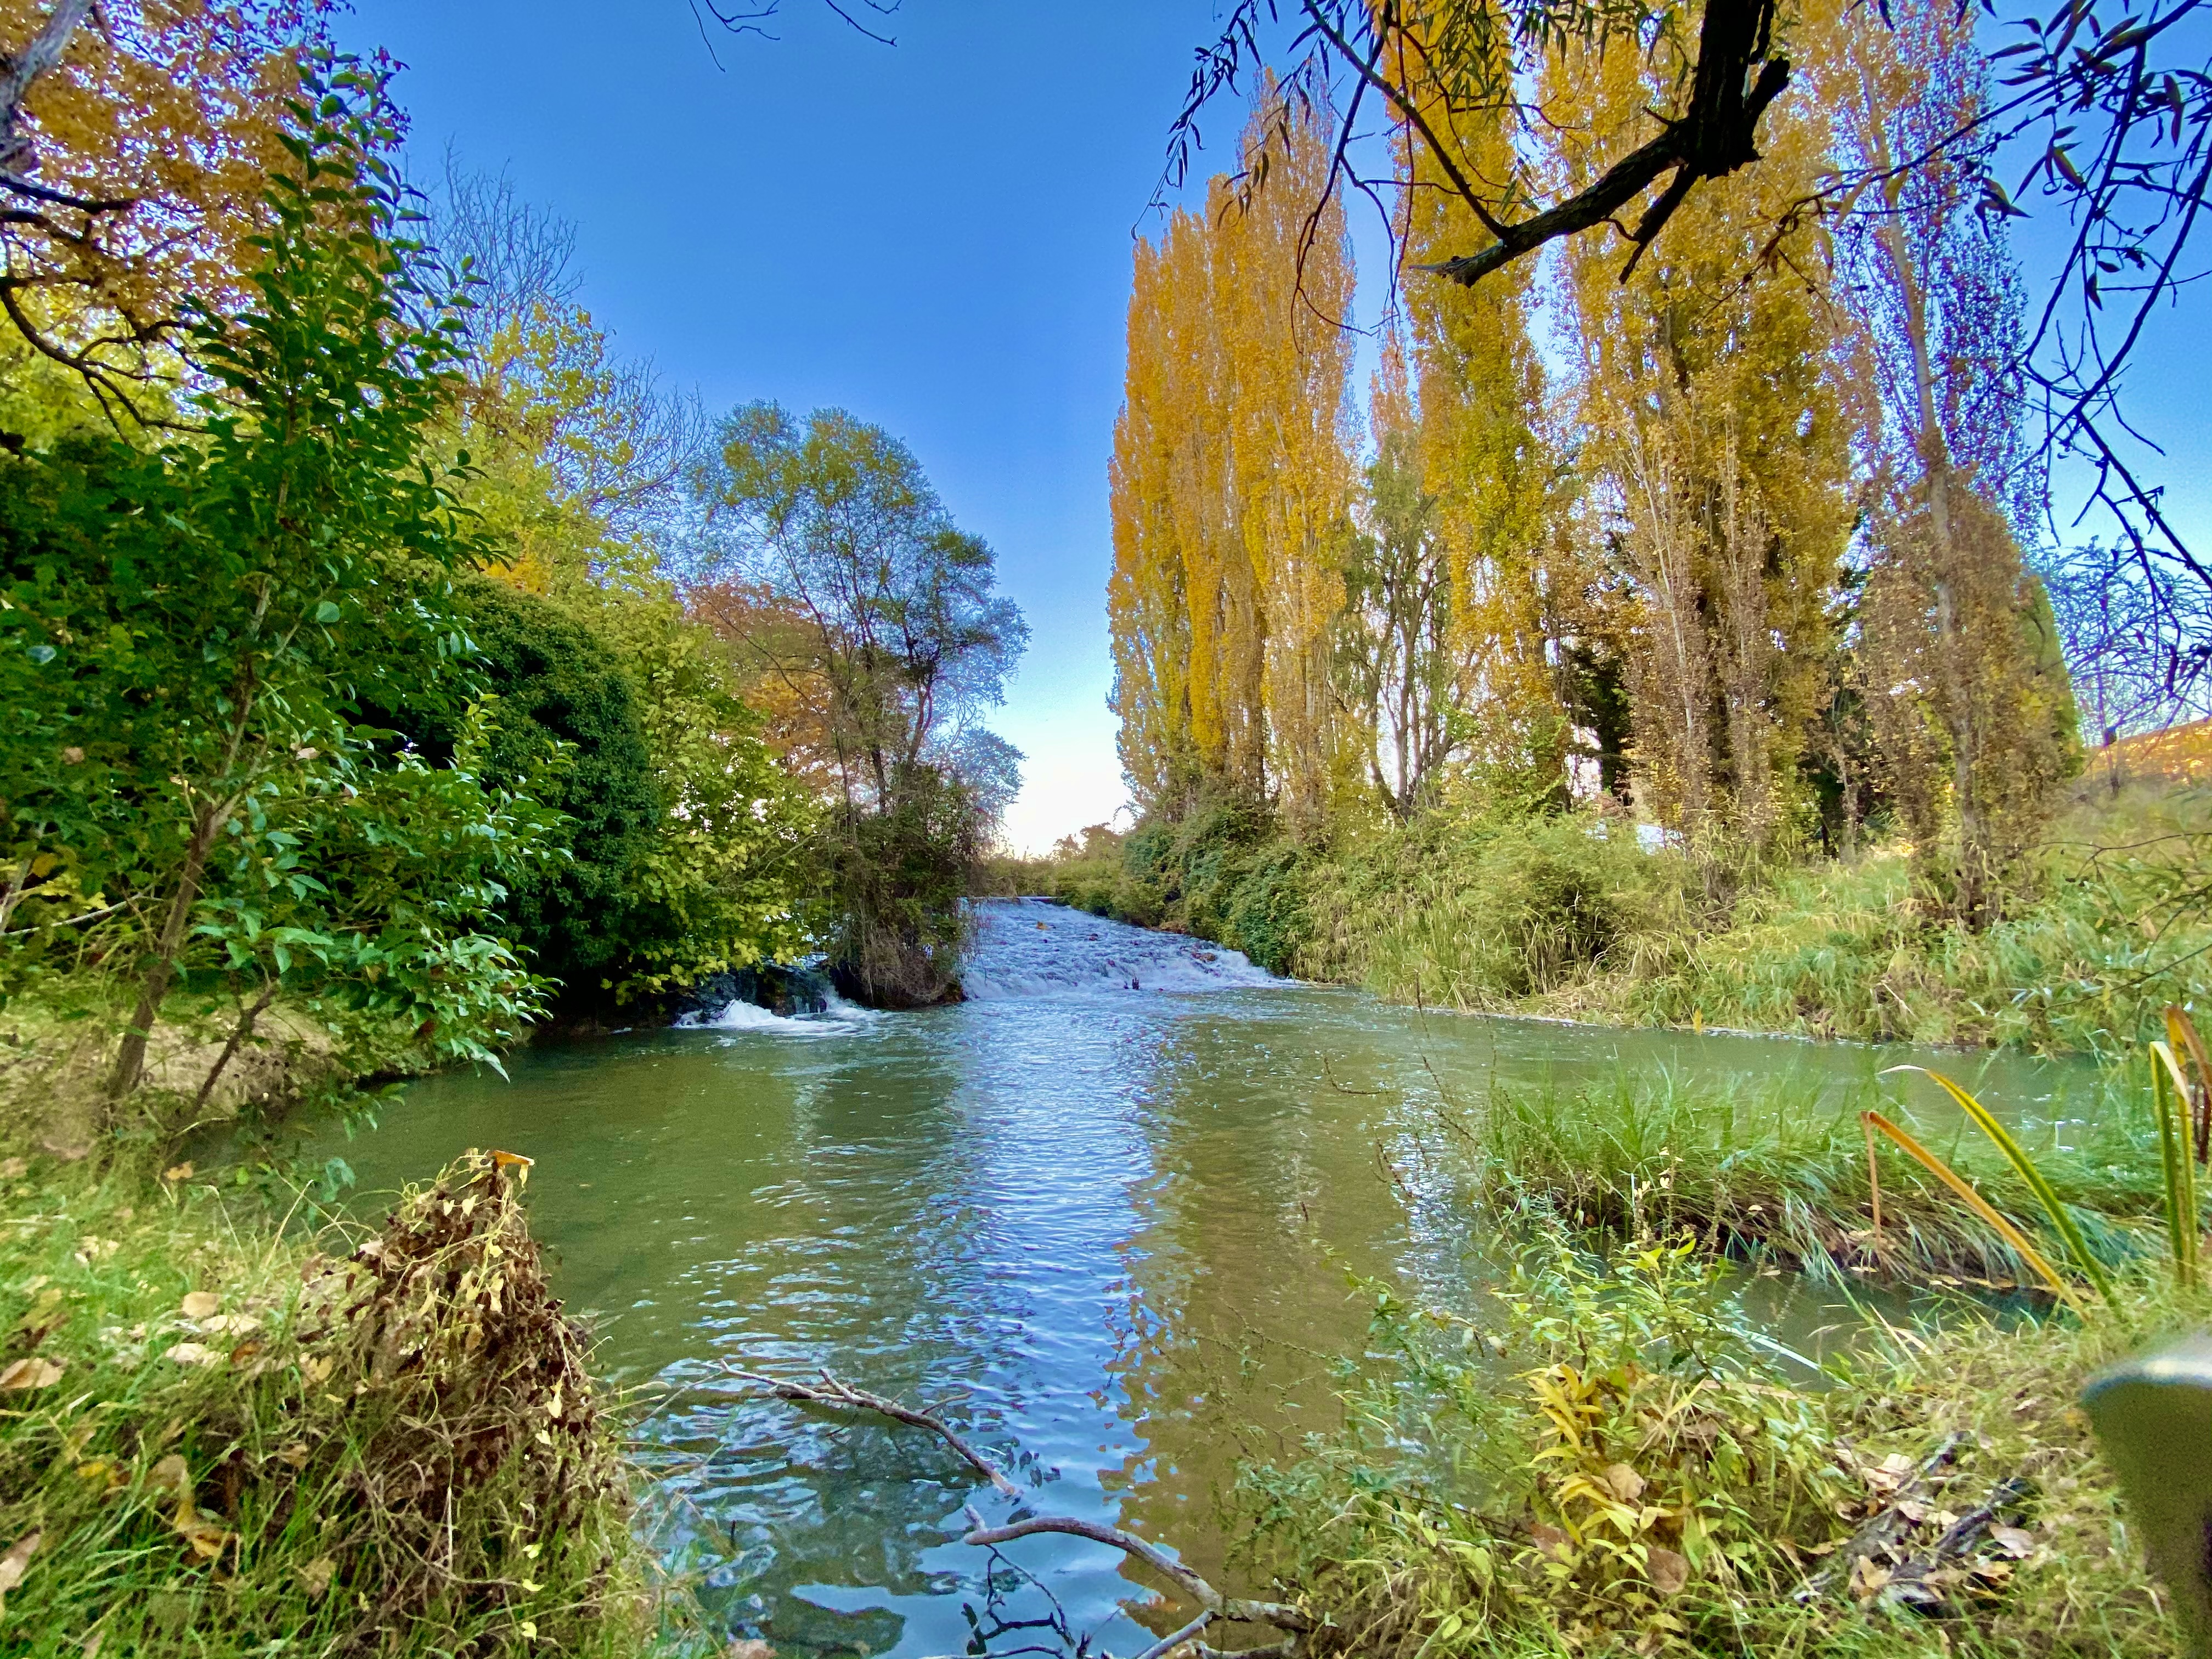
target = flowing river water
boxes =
[322,899,2104,1658]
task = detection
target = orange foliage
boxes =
[1,1,323,400]
[687,579,841,793]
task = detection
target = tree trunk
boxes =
[106,811,221,1105]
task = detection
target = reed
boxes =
[1448,1067,2157,1288]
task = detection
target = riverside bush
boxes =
[1297,810,1664,1001]
[1237,1227,2199,1658]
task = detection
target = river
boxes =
[322,899,2102,1658]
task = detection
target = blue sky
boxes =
[346,3,2206,849]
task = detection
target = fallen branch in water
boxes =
[725,1365,1021,1497]
[735,1365,1316,1656]
[958,1510,1313,1634]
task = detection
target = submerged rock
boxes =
[666,963,833,1023]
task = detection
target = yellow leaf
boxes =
[162,1163,194,1182]
[75,1459,123,1491]
[163,1342,218,1367]
[299,1555,336,1598]
[0,1357,62,1390]
[179,1292,218,1319]
[1602,1462,1646,1503]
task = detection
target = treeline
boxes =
[0,13,1022,1158]
[1110,0,2079,917]
[1085,0,2212,1051]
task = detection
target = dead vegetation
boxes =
[0,1149,651,1657]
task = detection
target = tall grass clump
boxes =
[1448,1068,2158,1288]
[1596,785,2212,1054]
[0,1151,651,1657]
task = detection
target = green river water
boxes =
[320,899,2102,1658]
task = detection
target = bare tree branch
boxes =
[733,1365,1319,1657]
[730,1364,1023,1496]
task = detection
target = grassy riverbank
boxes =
[1235,1230,2196,1658]
[1008,778,2212,1057]
[1438,1068,2155,1286]
[0,1151,656,1658]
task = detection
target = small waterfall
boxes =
[958,898,1277,1001]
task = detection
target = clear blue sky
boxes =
[345,3,2206,849]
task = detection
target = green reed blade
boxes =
[1862,1109,2084,1311]
[1883,1066,2116,1306]
[2153,1040,2199,1286]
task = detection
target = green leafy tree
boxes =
[695,403,1028,1006]
[411,169,814,1011]
[0,59,556,1154]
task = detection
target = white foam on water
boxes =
[672,994,871,1037]
[960,898,1278,1002]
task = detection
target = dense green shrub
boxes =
[1111,793,1313,974]
[431,575,662,1001]
[1298,808,1668,1002]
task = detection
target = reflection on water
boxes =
[317,900,2100,1658]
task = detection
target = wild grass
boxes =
[1591,791,2212,1056]
[1251,782,2212,1057]
[1233,1225,2203,1658]
[0,1151,653,1657]
[1440,1069,2159,1289]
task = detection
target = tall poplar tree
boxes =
[1812,0,2080,922]
[1393,42,1564,799]
[1107,85,1357,827]
[1548,35,1853,850]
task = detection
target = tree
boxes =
[0,0,321,416]
[1389,35,1566,803]
[416,164,812,1008]
[1548,25,1853,853]
[1816,0,2083,921]
[1335,339,1455,819]
[0,59,554,1153]
[1173,0,2212,681]
[692,402,1027,1006]
[1107,83,1357,827]
[412,575,662,1005]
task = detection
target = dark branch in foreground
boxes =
[735,1365,1318,1657]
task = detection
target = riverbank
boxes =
[1004,778,2212,1058]
[0,1149,659,1658]
[0,895,2190,1658]
[1236,1228,2196,1658]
